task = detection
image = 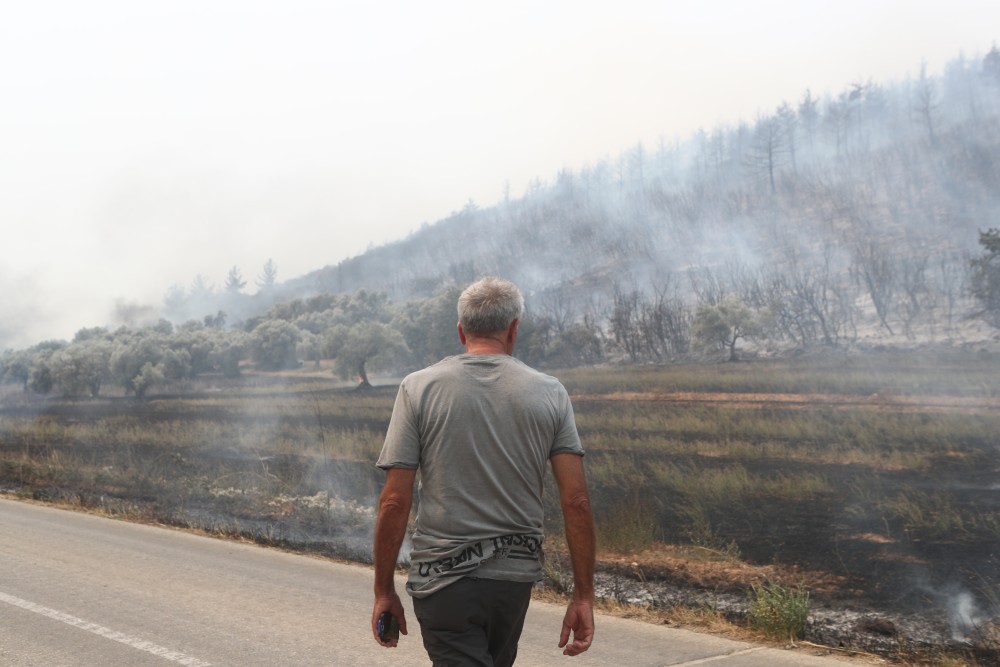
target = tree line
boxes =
[3,226,998,399]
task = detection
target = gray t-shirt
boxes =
[377,354,584,598]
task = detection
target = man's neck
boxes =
[464,338,509,355]
[459,320,518,356]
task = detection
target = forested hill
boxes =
[6,50,1000,400]
[284,49,1000,341]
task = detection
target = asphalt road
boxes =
[0,498,856,666]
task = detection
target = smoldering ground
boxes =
[0,375,391,560]
[5,352,1000,664]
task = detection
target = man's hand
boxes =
[558,598,594,656]
[371,592,408,647]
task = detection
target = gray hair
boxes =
[457,277,524,335]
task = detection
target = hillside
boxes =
[5,50,1000,398]
[270,49,1000,349]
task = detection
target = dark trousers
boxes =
[412,577,534,667]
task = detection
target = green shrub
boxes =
[747,582,810,640]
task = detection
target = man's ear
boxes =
[458,322,467,346]
[507,319,519,348]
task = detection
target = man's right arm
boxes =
[371,467,416,646]
[550,452,595,656]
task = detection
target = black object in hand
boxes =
[377,611,399,642]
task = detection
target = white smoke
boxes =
[947,590,985,641]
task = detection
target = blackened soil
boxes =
[3,382,999,661]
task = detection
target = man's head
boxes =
[457,277,524,342]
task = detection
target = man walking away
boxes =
[371,276,595,666]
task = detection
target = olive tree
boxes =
[249,320,301,370]
[10,341,67,394]
[324,322,408,387]
[210,331,247,378]
[0,348,33,390]
[109,333,166,399]
[28,355,56,394]
[297,330,324,369]
[392,287,464,367]
[131,362,165,399]
[691,296,771,361]
[50,339,112,397]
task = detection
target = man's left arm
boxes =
[371,467,416,647]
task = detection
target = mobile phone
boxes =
[377,611,399,643]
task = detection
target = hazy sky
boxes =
[2,1,998,348]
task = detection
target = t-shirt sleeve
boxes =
[550,386,585,457]
[376,383,421,470]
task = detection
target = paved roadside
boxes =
[1,498,865,666]
[493,596,867,667]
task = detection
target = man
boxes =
[371,276,595,666]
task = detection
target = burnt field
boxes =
[2,348,1000,663]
